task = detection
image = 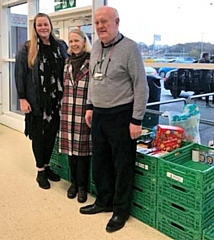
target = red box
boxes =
[153,124,184,152]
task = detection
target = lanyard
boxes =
[96,43,115,73]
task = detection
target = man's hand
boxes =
[85,110,93,128]
[20,99,31,114]
[129,123,142,139]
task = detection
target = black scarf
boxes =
[69,52,88,80]
[38,37,63,122]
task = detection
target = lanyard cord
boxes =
[97,43,115,73]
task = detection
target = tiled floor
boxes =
[0,124,172,240]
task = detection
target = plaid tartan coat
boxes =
[59,53,92,156]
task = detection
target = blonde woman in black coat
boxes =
[15,13,68,189]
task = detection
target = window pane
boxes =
[10,62,22,114]
[9,3,27,114]
[80,24,92,42]
[108,0,214,58]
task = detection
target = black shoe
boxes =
[36,171,50,189]
[79,204,113,214]
[106,214,129,233]
[77,187,87,203]
[67,183,77,199]
[45,166,60,182]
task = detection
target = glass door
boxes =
[52,21,64,41]
[52,17,91,44]
[64,15,92,43]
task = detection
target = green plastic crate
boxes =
[135,151,158,175]
[159,143,214,193]
[135,141,192,176]
[132,186,157,210]
[203,222,214,240]
[50,137,70,181]
[134,169,157,192]
[158,177,214,212]
[50,153,70,181]
[130,201,156,228]
[157,195,214,231]
[157,213,202,240]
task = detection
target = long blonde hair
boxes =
[67,28,92,55]
[27,13,57,68]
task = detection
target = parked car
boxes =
[163,61,213,98]
[159,66,177,78]
[158,58,195,78]
[145,66,159,76]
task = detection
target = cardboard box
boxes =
[153,124,184,152]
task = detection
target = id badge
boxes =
[93,72,104,81]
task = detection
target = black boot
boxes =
[67,183,77,199]
[36,171,50,189]
[77,187,87,203]
[76,156,90,200]
[68,155,89,202]
[45,166,60,182]
[68,156,78,198]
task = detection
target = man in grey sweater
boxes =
[80,6,149,232]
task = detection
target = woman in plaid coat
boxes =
[59,29,92,203]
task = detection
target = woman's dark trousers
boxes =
[31,115,59,168]
[68,155,90,190]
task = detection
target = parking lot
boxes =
[146,79,214,145]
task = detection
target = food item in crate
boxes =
[206,150,214,165]
[141,129,149,135]
[149,149,168,157]
[137,143,148,150]
[153,124,184,152]
[137,129,153,148]
[199,150,207,164]
[137,147,158,155]
[137,139,153,148]
[192,148,199,162]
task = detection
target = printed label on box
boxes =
[167,172,183,183]
[135,162,149,170]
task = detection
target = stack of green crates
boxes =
[130,140,192,229]
[156,143,214,240]
[50,137,70,181]
[130,147,158,228]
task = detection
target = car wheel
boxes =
[159,71,166,78]
[170,89,181,98]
